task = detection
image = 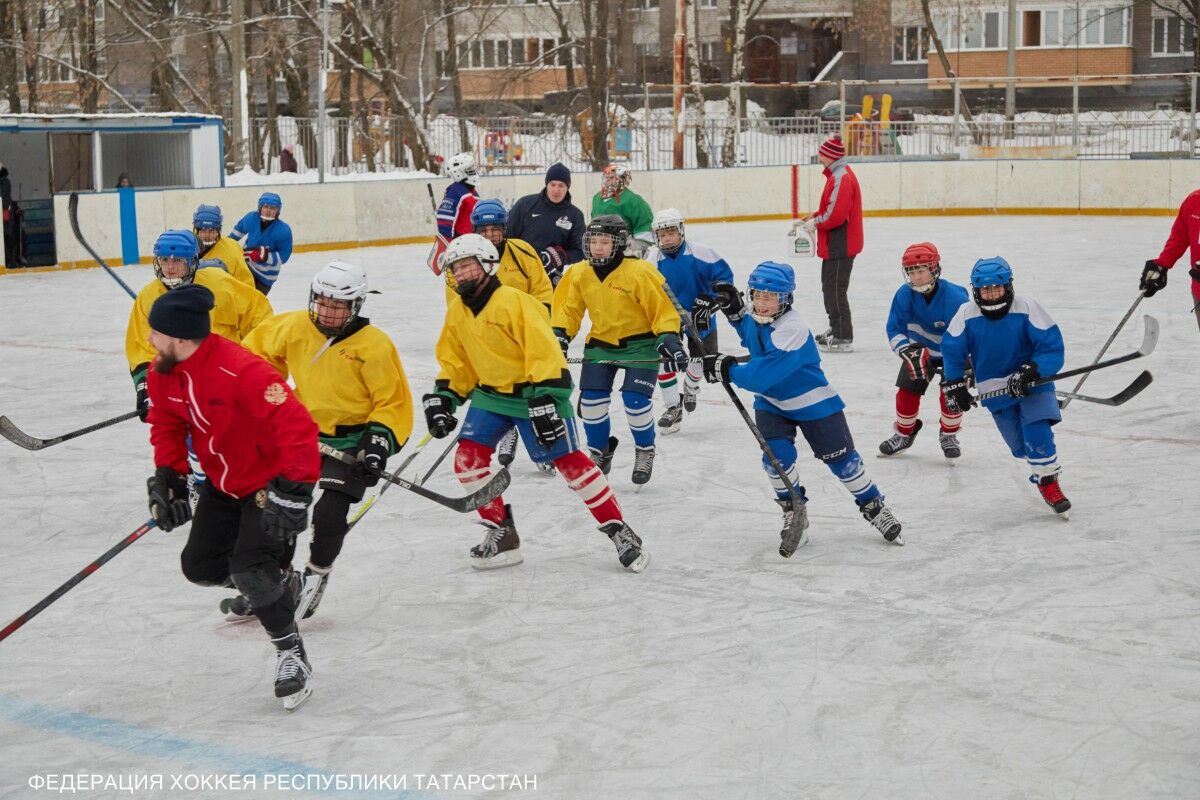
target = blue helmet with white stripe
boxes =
[748,261,795,323]
[970,256,1014,319]
[471,199,508,230]
[192,204,222,231]
[153,229,199,289]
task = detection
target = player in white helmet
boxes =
[433,151,481,270]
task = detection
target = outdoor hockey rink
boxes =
[1,216,1197,799]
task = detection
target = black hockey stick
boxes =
[345,433,433,531]
[660,284,808,557]
[319,443,508,513]
[977,315,1158,403]
[1053,369,1153,406]
[68,192,138,300]
[0,409,140,451]
[0,518,156,643]
[1060,291,1145,410]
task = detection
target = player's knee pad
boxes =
[621,391,653,433]
[828,451,872,494]
[231,567,287,609]
[313,490,353,539]
[579,390,611,425]
[454,438,494,490]
[761,438,798,475]
[179,549,228,587]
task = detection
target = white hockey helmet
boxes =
[443,233,499,294]
[652,207,685,233]
[445,152,478,185]
[309,260,368,336]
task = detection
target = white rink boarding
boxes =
[1,216,1198,799]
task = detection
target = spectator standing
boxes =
[505,163,584,286]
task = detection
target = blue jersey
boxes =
[726,309,846,422]
[885,279,970,356]
[229,212,293,287]
[942,296,1065,411]
[646,240,735,337]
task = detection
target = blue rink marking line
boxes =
[0,693,429,799]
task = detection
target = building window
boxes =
[640,0,659,8]
[1153,16,1197,55]
[700,40,720,61]
[698,0,718,7]
[932,5,1128,51]
[892,25,927,62]
[1042,10,1059,45]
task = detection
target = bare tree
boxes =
[0,0,19,111]
[721,0,767,165]
[577,0,615,166]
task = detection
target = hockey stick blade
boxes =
[0,410,140,451]
[68,192,138,300]
[318,443,509,513]
[1054,370,1153,407]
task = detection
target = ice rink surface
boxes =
[1,216,1198,799]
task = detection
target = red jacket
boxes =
[813,159,863,260]
[1155,188,1200,300]
[147,334,320,499]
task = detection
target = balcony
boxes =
[926,46,1134,87]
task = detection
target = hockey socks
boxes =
[555,450,622,524]
[454,439,508,525]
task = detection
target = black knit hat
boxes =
[545,162,571,186]
[149,284,214,340]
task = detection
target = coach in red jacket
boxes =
[803,135,863,352]
[144,284,321,706]
[1141,187,1200,330]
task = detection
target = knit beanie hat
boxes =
[818,135,845,161]
[149,284,214,340]
[545,162,572,186]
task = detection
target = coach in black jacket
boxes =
[505,162,584,285]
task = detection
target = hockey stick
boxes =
[418,436,458,486]
[425,184,450,276]
[318,442,507,513]
[1060,292,1145,410]
[1053,369,1153,407]
[660,284,807,557]
[68,192,138,300]
[0,409,139,451]
[346,432,433,531]
[0,519,156,643]
[976,315,1158,403]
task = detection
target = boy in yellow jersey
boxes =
[552,214,686,485]
[193,204,256,288]
[424,233,648,573]
[126,230,273,423]
[221,261,413,620]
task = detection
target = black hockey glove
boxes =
[657,332,689,373]
[1007,362,1040,398]
[355,428,391,488]
[702,353,736,384]
[692,295,718,331]
[262,477,314,546]
[711,282,746,322]
[147,467,192,532]
[1139,260,1167,297]
[528,395,567,448]
[941,378,976,413]
[135,378,151,423]
[422,393,458,439]
[897,343,931,382]
[553,327,571,357]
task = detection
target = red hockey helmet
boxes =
[901,242,941,293]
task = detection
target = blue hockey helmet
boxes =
[748,261,795,323]
[471,198,508,230]
[152,229,200,289]
[258,192,282,213]
[192,204,223,231]
[970,256,1014,319]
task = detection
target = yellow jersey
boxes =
[198,234,257,289]
[444,237,553,310]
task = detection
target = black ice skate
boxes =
[219,593,255,624]
[938,431,961,459]
[860,497,904,545]
[815,331,854,353]
[469,504,523,570]
[599,520,649,572]
[776,497,810,557]
[297,563,332,620]
[496,427,519,467]
[632,445,656,485]
[879,419,923,456]
[657,404,683,434]
[588,436,618,476]
[270,630,312,712]
[682,384,698,413]
[1035,475,1071,519]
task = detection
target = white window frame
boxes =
[931,5,1129,52]
[1152,13,1196,56]
[892,25,927,63]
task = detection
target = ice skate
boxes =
[469,504,523,569]
[631,445,655,485]
[938,431,961,459]
[776,497,810,557]
[814,330,854,353]
[219,593,255,624]
[861,497,904,545]
[297,563,331,620]
[682,384,698,413]
[599,520,649,572]
[535,460,557,476]
[270,630,312,712]
[588,436,618,476]
[1034,474,1071,519]
[879,420,922,456]
[496,427,519,467]
[657,404,683,434]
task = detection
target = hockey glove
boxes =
[1007,362,1040,398]
[702,353,736,384]
[692,295,717,331]
[941,378,976,413]
[553,327,571,357]
[422,393,458,439]
[147,467,192,532]
[539,246,567,281]
[262,477,314,546]
[528,395,567,448]
[355,428,391,488]
[245,246,270,264]
[135,373,151,423]
[711,282,746,322]
[657,332,689,373]
[1139,260,1167,297]
[897,343,931,382]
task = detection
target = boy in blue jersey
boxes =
[940,257,1071,518]
[879,242,971,458]
[230,192,294,295]
[702,261,904,548]
[644,208,735,434]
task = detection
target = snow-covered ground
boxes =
[1,217,1198,799]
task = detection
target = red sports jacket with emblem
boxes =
[1154,187,1200,300]
[147,333,320,499]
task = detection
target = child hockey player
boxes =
[230,192,293,295]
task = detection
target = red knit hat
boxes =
[818,135,845,161]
